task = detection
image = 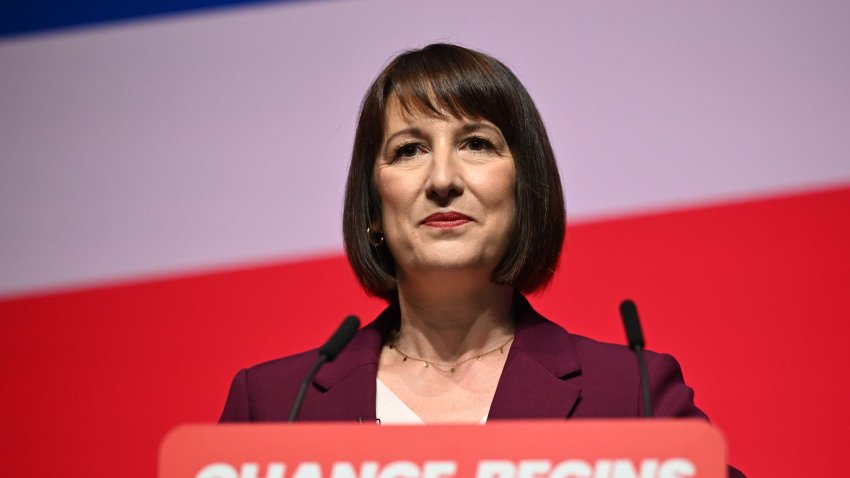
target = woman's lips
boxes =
[422,212,473,229]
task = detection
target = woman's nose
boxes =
[425,147,463,203]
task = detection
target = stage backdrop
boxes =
[2,1,849,477]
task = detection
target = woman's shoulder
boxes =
[219,317,388,422]
[243,348,321,380]
[566,330,671,368]
[565,330,688,390]
[218,349,320,422]
[236,311,393,383]
[515,295,679,374]
[516,297,700,417]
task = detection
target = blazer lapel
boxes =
[488,296,582,420]
[298,362,378,421]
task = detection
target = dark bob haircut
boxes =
[343,43,565,300]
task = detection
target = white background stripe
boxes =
[2,0,848,297]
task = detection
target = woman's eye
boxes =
[466,137,493,152]
[394,143,420,159]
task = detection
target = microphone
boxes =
[619,299,653,418]
[318,315,361,361]
[288,315,360,422]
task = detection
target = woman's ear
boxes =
[367,218,384,247]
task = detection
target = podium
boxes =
[160,419,727,478]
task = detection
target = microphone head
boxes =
[319,315,360,362]
[619,299,645,350]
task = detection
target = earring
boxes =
[367,226,385,246]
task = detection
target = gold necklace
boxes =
[388,335,515,373]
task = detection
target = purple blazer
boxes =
[220,295,744,477]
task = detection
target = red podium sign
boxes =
[160,419,726,478]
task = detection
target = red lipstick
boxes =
[422,211,472,229]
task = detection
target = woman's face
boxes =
[374,95,516,279]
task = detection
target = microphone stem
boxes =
[634,344,653,418]
[288,355,327,422]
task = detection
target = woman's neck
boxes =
[393,270,515,363]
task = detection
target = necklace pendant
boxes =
[450,367,456,373]
[402,357,407,362]
[424,362,429,368]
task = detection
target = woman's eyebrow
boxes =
[459,122,501,136]
[384,127,423,146]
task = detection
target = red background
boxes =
[2,185,849,476]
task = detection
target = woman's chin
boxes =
[403,255,496,277]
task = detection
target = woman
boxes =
[220,43,744,477]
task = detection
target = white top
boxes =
[375,378,487,425]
